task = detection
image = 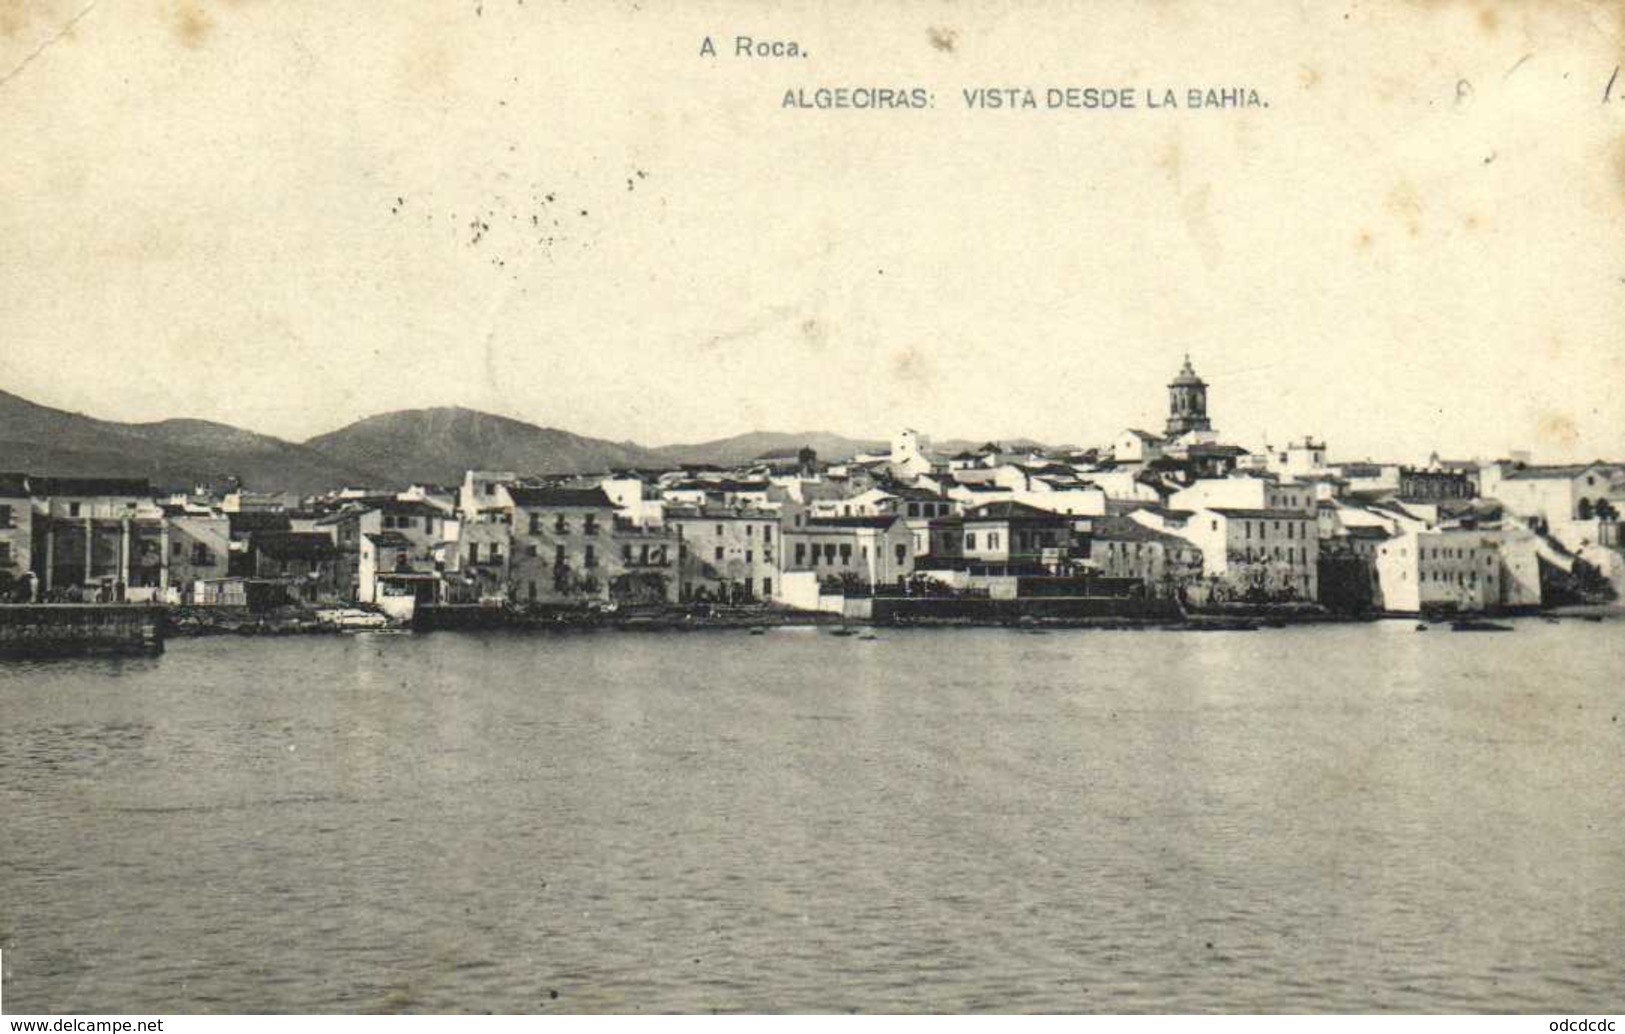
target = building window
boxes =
[839,544,852,565]
[895,543,907,564]
[715,546,724,561]
[0,505,11,529]
[746,525,753,537]
[530,513,542,534]
[965,532,977,550]
[555,515,568,533]
[623,544,633,562]
[584,545,597,569]
[715,524,723,536]
[584,518,599,535]
[763,525,772,543]
[526,544,538,558]
[795,543,806,565]
[69,502,81,517]
[763,578,772,597]
[746,550,754,563]
[554,545,566,566]
[0,542,10,567]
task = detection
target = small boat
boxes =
[315,608,390,630]
[858,633,879,641]
[828,626,861,637]
[1450,619,1514,632]
[1415,623,1429,632]
[748,626,767,636]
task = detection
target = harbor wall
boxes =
[0,604,166,657]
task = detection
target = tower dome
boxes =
[1165,354,1212,437]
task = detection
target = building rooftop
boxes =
[803,516,899,530]
[1501,463,1616,481]
[507,486,617,508]
[963,500,1070,522]
[252,532,338,561]
[28,476,153,498]
[1089,515,1193,548]
[1207,507,1315,520]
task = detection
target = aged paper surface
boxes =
[2,0,1625,1019]
[1,0,1620,457]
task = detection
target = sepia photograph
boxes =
[1,0,1622,1022]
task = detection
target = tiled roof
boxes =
[27,476,152,497]
[1207,507,1315,520]
[252,532,337,560]
[1090,515,1191,547]
[1502,463,1616,481]
[365,531,413,548]
[508,486,616,508]
[964,501,1070,522]
[803,516,899,530]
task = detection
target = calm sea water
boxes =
[1,622,1622,1013]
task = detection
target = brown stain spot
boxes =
[891,346,930,384]
[800,318,827,348]
[0,1,25,39]
[1478,6,1499,34]
[1298,65,1321,90]
[1463,213,1482,231]
[1156,139,1182,185]
[172,2,214,48]
[1385,180,1425,237]
[1355,229,1375,250]
[1546,335,1564,360]
[1537,411,1580,449]
[927,26,957,53]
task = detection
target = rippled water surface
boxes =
[2,622,1622,1013]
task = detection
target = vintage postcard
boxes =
[0,0,1622,1020]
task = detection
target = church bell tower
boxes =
[1165,354,1211,437]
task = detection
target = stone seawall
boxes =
[0,605,166,657]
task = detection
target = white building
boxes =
[1372,530,1500,614]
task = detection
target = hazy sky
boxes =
[2,1,1621,463]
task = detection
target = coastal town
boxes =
[0,357,1620,640]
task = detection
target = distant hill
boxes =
[652,432,889,467]
[0,390,380,494]
[303,407,676,484]
[934,437,1071,457]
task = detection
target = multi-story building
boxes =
[1480,462,1623,552]
[507,486,678,605]
[958,501,1075,575]
[782,515,913,592]
[28,477,166,599]
[667,507,779,603]
[249,532,342,602]
[1398,467,1476,502]
[1169,476,1317,516]
[1166,506,1320,602]
[0,473,34,599]
[318,498,452,601]
[164,511,231,600]
[1085,514,1204,598]
[1372,530,1500,614]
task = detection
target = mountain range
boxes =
[0,389,1058,494]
